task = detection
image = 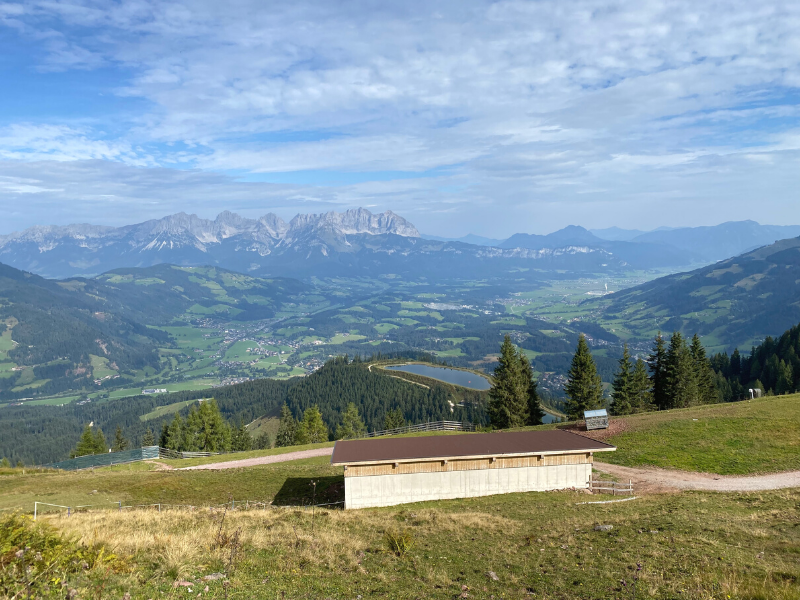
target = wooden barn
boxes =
[330,430,616,509]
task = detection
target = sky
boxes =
[0,0,799,237]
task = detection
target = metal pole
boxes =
[34,502,37,521]
[119,501,122,512]
[67,507,71,517]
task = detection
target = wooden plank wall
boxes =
[345,452,593,477]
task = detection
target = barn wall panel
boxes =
[344,463,593,509]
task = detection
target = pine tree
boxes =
[563,334,603,420]
[71,425,99,458]
[254,432,272,450]
[275,404,298,447]
[664,332,698,409]
[648,333,669,410]
[689,334,717,404]
[775,360,793,394]
[164,414,183,451]
[520,352,545,426]
[384,407,406,431]
[298,406,328,444]
[194,400,231,452]
[0,458,10,468]
[488,335,529,428]
[111,425,129,452]
[142,428,155,447]
[336,402,367,439]
[610,344,633,415]
[93,427,107,454]
[231,421,253,451]
[629,358,653,412]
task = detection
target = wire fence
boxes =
[32,498,344,520]
[363,420,476,437]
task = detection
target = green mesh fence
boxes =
[46,446,160,471]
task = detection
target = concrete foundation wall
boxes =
[345,463,592,509]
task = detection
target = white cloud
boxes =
[0,0,799,234]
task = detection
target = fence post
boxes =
[67,507,71,517]
[34,502,37,521]
[158,503,161,513]
[118,501,122,512]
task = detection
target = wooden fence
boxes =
[590,479,634,496]
[363,420,476,438]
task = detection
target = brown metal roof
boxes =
[330,429,615,465]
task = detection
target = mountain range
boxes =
[3,208,800,282]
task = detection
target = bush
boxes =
[0,513,121,598]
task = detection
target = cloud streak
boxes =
[0,0,798,235]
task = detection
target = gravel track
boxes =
[594,462,800,492]
[179,447,334,470]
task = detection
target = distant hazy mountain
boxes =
[631,221,800,263]
[497,226,698,269]
[598,234,800,350]
[589,227,647,241]
[421,234,503,246]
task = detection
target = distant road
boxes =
[179,447,334,470]
[594,462,800,492]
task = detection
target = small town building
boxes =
[584,409,609,430]
[331,429,615,509]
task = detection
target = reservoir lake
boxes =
[385,363,559,423]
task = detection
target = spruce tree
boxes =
[648,333,669,410]
[336,402,367,439]
[195,400,231,452]
[610,344,633,415]
[254,432,272,450]
[164,414,183,451]
[689,334,717,403]
[71,425,100,458]
[1,458,10,468]
[664,332,698,409]
[520,352,545,426]
[563,334,603,420]
[776,360,794,394]
[384,407,406,431]
[488,335,529,428]
[629,358,653,412]
[142,428,155,447]
[275,404,297,447]
[111,425,129,452]
[93,427,108,454]
[298,406,328,444]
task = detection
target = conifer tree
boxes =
[689,334,717,403]
[141,428,155,447]
[775,360,793,394]
[93,427,107,454]
[231,421,253,451]
[1,457,10,468]
[610,344,633,415]
[164,414,183,451]
[195,400,231,452]
[629,358,653,412]
[564,334,603,420]
[520,352,545,426]
[664,332,698,409]
[275,404,297,447]
[648,333,669,410]
[336,402,367,439]
[111,425,129,452]
[384,407,406,431]
[488,335,529,428]
[297,406,328,444]
[254,432,272,450]
[71,425,101,458]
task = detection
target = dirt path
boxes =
[594,462,800,493]
[178,447,334,471]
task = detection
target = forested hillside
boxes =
[0,263,165,399]
[596,236,800,350]
[0,356,487,465]
[711,322,800,400]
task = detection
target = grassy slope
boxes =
[38,488,800,600]
[600,394,800,475]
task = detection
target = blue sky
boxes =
[0,0,799,237]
